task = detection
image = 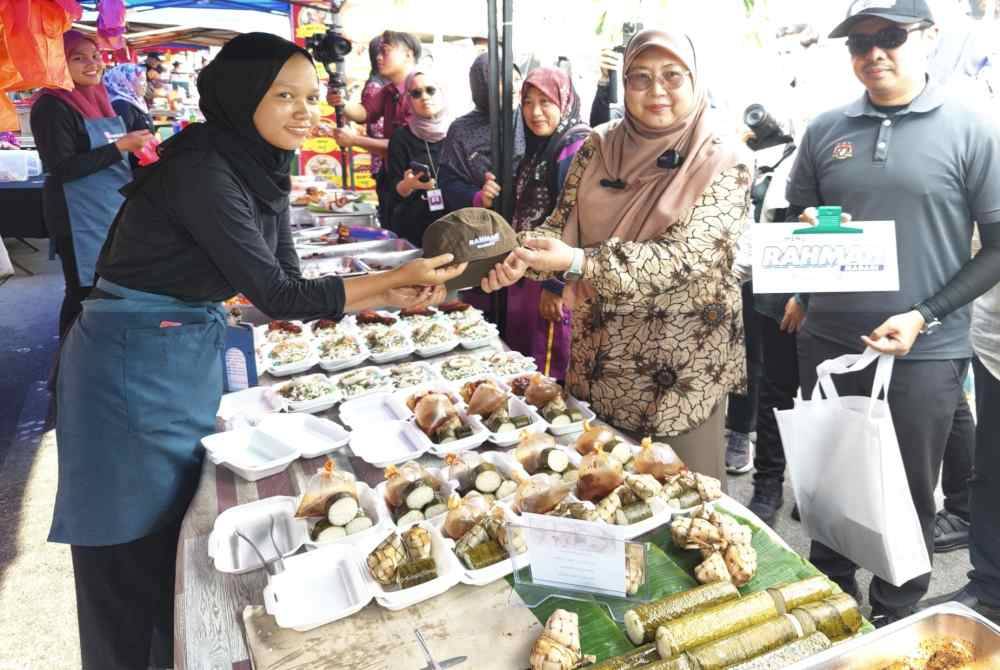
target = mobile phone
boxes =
[408,161,432,182]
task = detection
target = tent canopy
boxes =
[79,0,297,14]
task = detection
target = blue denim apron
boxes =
[62,116,131,286]
[50,279,226,546]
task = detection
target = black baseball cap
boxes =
[422,208,517,291]
[829,0,935,38]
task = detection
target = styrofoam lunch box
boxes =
[349,420,432,468]
[430,502,529,587]
[262,341,320,378]
[256,413,350,459]
[386,361,442,390]
[272,373,341,414]
[546,397,598,436]
[389,383,466,422]
[434,354,493,383]
[439,451,528,502]
[255,320,310,347]
[215,386,284,431]
[315,332,370,373]
[338,392,410,430]
[413,336,460,359]
[208,496,307,574]
[202,428,300,482]
[471,396,547,448]
[425,410,490,457]
[477,350,538,377]
[331,366,395,402]
[299,482,393,552]
[374,467,457,529]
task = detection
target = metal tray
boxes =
[356,249,423,272]
[298,237,418,260]
[300,256,367,279]
[310,211,378,228]
[795,603,1000,669]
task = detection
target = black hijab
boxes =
[126,32,312,213]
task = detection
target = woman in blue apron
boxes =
[30,30,153,338]
[53,33,464,670]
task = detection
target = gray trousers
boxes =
[797,331,970,613]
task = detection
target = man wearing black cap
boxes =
[785,0,1000,627]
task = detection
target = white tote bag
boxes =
[775,348,931,587]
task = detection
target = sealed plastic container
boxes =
[0,151,29,182]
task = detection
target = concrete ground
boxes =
[0,237,973,670]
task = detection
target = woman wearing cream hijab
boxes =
[481,30,751,485]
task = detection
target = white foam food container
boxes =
[349,420,432,468]
[338,392,409,430]
[264,544,372,631]
[256,321,310,346]
[413,336,460,359]
[478,350,538,377]
[272,373,340,414]
[314,330,369,373]
[202,428,300,482]
[262,340,320,378]
[458,322,499,350]
[257,413,350,459]
[440,450,528,502]
[375,467,457,529]
[216,386,284,431]
[390,383,466,422]
[516,444,583,478]
[331,365,394,401]
[386,361,441,390]
[361,522,464,611]
[478,396,547,447]
[546,397,598,436]
[431,503,528,586]
[367,338,416,365]
[307,317,359,338]
[434,354,493,383]
[300,482,392,553]
[426,411,490,457]
[208,496,308,574]
[557,489,675,541]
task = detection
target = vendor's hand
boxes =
[539,289,566,322]
[480,172,501,209]
[480,253,528,293]
[395,254,467,287]
[514,237,576,273]
[401,169,436,193]
[116,130,154,153]
[780,296,807,333]
[599,48,622,82]
[383,284,447,310]
[862,310,925,357]
[798,207,853,226]
[332,126,359,148]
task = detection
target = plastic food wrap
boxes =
[383,461,440,509]
[514,473,573,515]
[444,452,482,493]
[524,373,564,409]
[575,421,617,456]
[514,432,557,474]
[634,437,686,482]
[409,392,462,439]
[462,379,508,417]
[295,459,358,518]
[442,492,490,540]
[576,447,625,502]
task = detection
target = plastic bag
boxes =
[96,0,126,51]
[524,373,564,409]
[0,93,14,133]
[383,460,440,509]
[410,391,461,439]
[442,491,490,540]
[0,0,78,92]
[444,451,482,493]
[295,458,358,518]
[576,446,625,502]
[514,473,573,515]
[634,437,686,482]
[463,379,508,417]
[574,421,617,456]
[513,431,556,474]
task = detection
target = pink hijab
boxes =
[563,30,739,247]
[521,67,574,114]
[401,70,450,143]
[40,31,116,120]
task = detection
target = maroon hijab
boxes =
[39,31,116,119]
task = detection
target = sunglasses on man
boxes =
[846,25,925,57]
[409,86,437,99]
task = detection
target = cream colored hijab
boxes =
[563,30,740,247]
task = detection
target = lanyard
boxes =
[423,140,439,181]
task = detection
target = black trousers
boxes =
[797,331,970,613]
[70,519,182,670]
[753,312,799,487]
[970,356,1000,605]
[52,234,92,339]
[727,283,763,434]
[941,390,976,521]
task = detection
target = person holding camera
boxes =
[480,29,752,485]
[384,69,451,244]
[783,0,1000,626]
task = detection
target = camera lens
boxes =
[744,104,767,129]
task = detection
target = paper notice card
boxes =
[522,512,627,597]
[752,220,899,294]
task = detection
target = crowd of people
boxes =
[21,0,1000,667]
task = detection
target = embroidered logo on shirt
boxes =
[832,141,855,160]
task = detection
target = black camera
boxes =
[743,104,793,152]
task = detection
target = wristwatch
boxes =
[912,303,942,335]
[562,248,586,282]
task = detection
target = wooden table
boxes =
[173,340,779,670]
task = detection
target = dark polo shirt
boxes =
[786,80,1000,360]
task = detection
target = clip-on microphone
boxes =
[657,150,685,169]
[600,178,627,190]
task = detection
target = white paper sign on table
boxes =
[522,512,626,598]
[752,220,899,294]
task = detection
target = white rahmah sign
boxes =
[752,221,900,294]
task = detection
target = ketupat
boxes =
[366,533,407,585]
[655,590,779,658]
[401,526,433,561]
[529,609,596,670]
[625,544,645,596]
[725,632,832,669]
[624,581,740,645]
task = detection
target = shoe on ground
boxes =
[791,503,801,522]
[725,430,754,475]
[829,574,863,606]
[748,484,783,526]
[920,583,1000,625]
[933,509,970,553]
[870,604,914,629]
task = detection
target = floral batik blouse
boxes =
[522,135,752,437]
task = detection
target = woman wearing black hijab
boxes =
[52,33,462,670]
